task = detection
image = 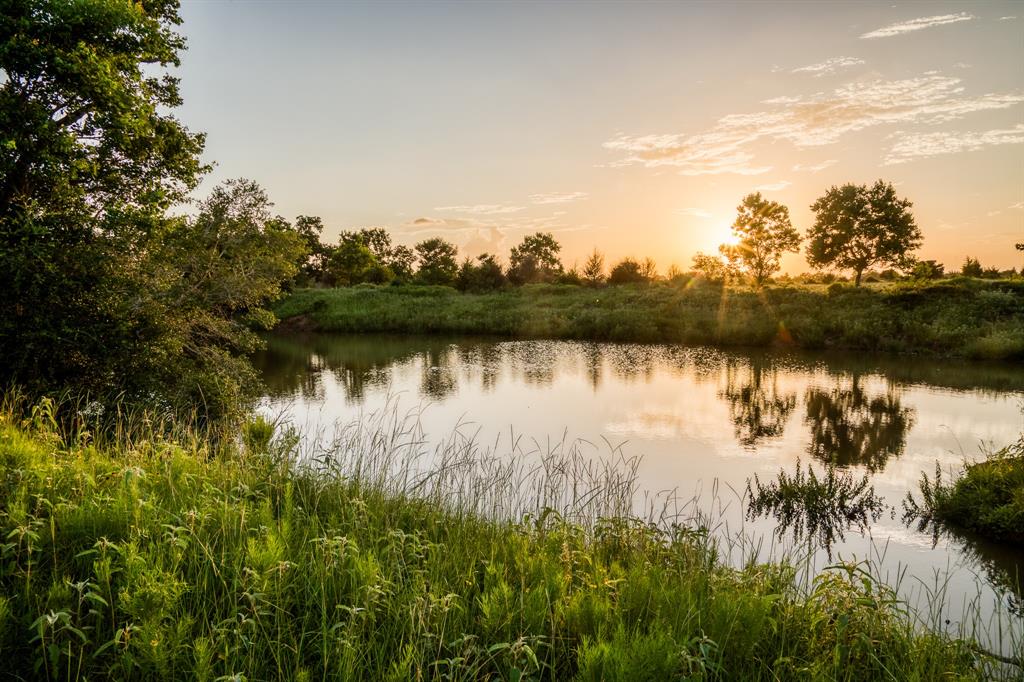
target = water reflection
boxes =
[746,463,888,558]
[804,376,915,472]
[254,333,1023,480]
[720,359,798,448]
[904,508,1024,618]
[254,332,1024,653]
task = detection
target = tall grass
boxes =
[905,436,1024,545]
[274,278,1024,361]
[0,395,1017,680]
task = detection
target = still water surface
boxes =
[254,332,1024,648]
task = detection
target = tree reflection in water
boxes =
[804,375,915,472]
[719,359,797,448]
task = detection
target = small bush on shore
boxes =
[906,436,1024,545]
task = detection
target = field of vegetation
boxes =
[1,397,1014,681]
[275,278,1024,360]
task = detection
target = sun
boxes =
[711,223,739,249]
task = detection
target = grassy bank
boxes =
[274,278,1024,360]
[910,437,1024,546]
[0,401,1006,680]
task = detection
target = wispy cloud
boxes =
[677,207,713,218]
[529,191,588,204]
[433,204,525,215]
[604,74,1023,174]
[884,124,1024,164]
[755,180,792,192]
[603,132,773,176]
[791,56,865,77]
[998,16,1017,21]
[792,160,837,172]
[1010,201,1024,210]
[861,12,973,39]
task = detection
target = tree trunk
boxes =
[854,268,863,287]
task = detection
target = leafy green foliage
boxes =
[0,2,304,422]
[807,181,921,286]
[456,253,507,292]
[0,0,205,395]
[414,236,459,285]
[291,215,331,284]
[328,232,380,285]
[912,259,945,280]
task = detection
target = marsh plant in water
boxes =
[745,461,889,557]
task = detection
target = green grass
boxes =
[0,398,1013,680]
[908,436,1024,545]
[274,278,1024,360]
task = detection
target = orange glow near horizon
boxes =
[177,3,1024,272]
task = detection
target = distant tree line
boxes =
[295,180,1020,292]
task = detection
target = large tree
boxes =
[507,232,563,284]
[414,237,459,285]
[152,180,306,415]
[0,1,302,420]
[328,231,380,286]
[0,0,206,394]
[807,181,921,286]
[292,215,330,284]
[720,193,800,288]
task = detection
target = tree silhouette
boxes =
[456,253,507,292]
[691,252,730,282]
[720,193,801,288]
[807,180,921,286]
[582,249,606,286]
[608,258,646,284]
[508,232,563,284]
[961,257,983,278]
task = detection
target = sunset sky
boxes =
[177,1,1024,273]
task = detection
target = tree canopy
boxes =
[720,193,801,288]
[806,181,921,286]
[415,237,459,285]
[508,232,563,284]
[0,1,303,421]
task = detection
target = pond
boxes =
[254,332,1024,652]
